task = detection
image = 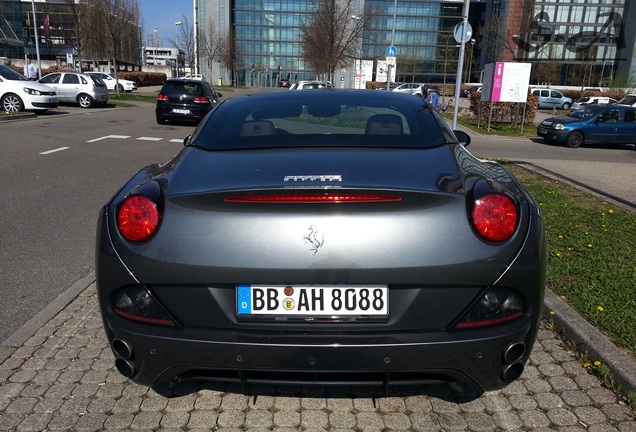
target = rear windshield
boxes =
[618,95,636,106]
[161,82,203,95]
[192,92,454,150]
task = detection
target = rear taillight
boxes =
[113,286,176,327]
[471,193,518,241]
[455,287,525,329]
[117,196,159,241]
[193,96,208,103]
[156,93,169,101]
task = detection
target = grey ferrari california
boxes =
[96,89,546,394]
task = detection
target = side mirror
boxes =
[183,135,191,146]
[453,130,471,147]
[216,93,223,98]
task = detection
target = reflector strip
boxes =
[114,309,176,327]
[455,311,524,329]
[225,194,402,203]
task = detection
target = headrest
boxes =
[365,114,404,135]
[240,120,276,136]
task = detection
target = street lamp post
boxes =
[175,21,182,77]
[351,15,361,89]
[153,28,158,66]
[386,0,397,91]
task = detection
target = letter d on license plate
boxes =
[237,284,388,316]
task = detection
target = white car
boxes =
[86,72,137,92]
[571,96,618,111]
[183,74,205,81]
[289,80,332,90]
[0,64,58,112]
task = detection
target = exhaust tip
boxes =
[115,358,135,378]
[501,362,524,383]
[112,339,133,360]
[503,342,526,364]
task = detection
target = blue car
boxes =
[537,104,636,148]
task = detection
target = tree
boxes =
[169,14,195,76]
[299,0,373,81]
[93,0,141,84]
[64,0,98,72]
[199,20,220,78]
[216,26,241,85]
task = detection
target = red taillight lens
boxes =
[471,193,518,241]
[193,96,208,103]
[156,93,168,101]
[117,196,159,241]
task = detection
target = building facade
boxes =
[0,0,141,73]
[195,0,636,88]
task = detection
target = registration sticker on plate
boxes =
[172,108,191,114]
[237,284,388,316]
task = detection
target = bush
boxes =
[117,72,166,86]
[469,93,538,126]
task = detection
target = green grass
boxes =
[505,164,636,357]
[108,93,157,104]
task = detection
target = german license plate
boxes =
[237,284,388,316]
[172,108,190,114]
[538,127,547,134]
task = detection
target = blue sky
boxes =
[139,0,193,46]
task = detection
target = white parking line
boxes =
[40,147,70,155]
[169,138,184,143]
[137,137,163,141]
[86,135,131,143]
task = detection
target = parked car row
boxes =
[0,66,146,113]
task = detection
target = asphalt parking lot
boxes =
[1,85,634,431]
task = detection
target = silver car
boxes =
[39,72,109,108]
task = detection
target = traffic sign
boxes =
[453,22,473,44]
[386,45,397,57]
[386,56,396,66]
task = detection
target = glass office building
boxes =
[198,0,484,87]
[196,0,635,88]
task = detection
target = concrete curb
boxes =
[543,289,636,397]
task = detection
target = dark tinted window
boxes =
[40,73,61,84]
[624,109,636,123]
[0,65,28,81]
[192,92,451,150]
[63,74,80,84]
[162,82,203,95]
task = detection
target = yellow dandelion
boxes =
[549,311,555,315]
[556,252,561,257]
[587,244,593,248]
[597,306,604,312]
[583,363,591,368]
[608,209,614,214]
[594,361,601,367]
[558,235,563,239]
